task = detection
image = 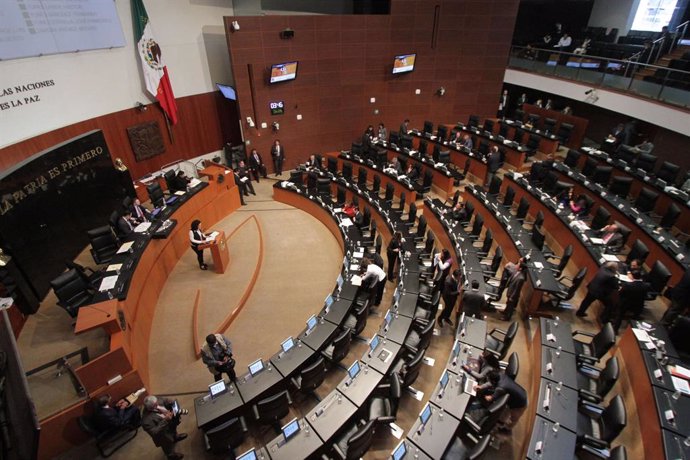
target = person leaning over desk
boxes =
[189,219,213,271]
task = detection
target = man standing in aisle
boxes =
[271,139,285,176]
[576,262,619,318]
[502,259,526,320]
[439,269,461,327]
[141,395,188,460]
[200,333,237,382]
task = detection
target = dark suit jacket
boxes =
[141,399,176,447]
[131,204,150,223]
[353,211,364,229]
[619,280,648,316]
[237,165,251,179]
[487,152,501,173]
[248,152,264,169]
[587,266,619,299]
[271,145,285,159]
[506,271,526,302]
[462,290,485,317]
[117,216,133,236]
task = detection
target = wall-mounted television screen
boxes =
[216,83,237,100]
[270,61,298,83]
[392,53,416,74]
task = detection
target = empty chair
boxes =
[505,351,519,380]
[502,186,515,207]
[442,432,492,460]
[592,166,612,186]
[321,328,352,365]
[543,118,557,133]
[524,210,544,230]
[403,319,435,355]
[576,394,626,448]
[590,206,611,231]
[317,177,331,195]
[146,182,165,207]
[634,187,659,213]
[480,247,503,278]
[87,225,119,265]
[616,145,636,164]
[646,260,672,300]
[467,214,484,239]
[371,175,381,195]
[468,114,480,128]
[573,322,616,365]
[330,420,376,460]
[625,239,649,264]
[636,153,657,173]
[291,357,326,398]
[403,201,417,224]
[564,149,581,168]
[394,348,425,388]
[414,216,427,242]
[471,229,493,257]
[608,175,632,198]
[483,119,495,133]
[499,123,510,138]
[444,190,461,207]
[50,269,95,318]
[418,140,428,155]
[77,412,138,458]
[541,266,588,310]
[526,134,540,152]
[557,123,574,144]
[513,127,526,143]
[252,390,292,432]
[368,373,402,425]
[65,260,104,288]
[437,125,448,141]
[577,356,619,404]
[328,157,338,174]
[656,161,680,184]
[343,303,368,337]
[203,416,247,455]
[357,168,367,186]
[545,244,573,277]
[527,113,540,125]
[395,192,406,214]
[342,162,353,182]
[485,321,518,359]
[336,187,346,206]
[384,183,394,203]
[659,202,681,230]
[420,170,433,194]
[582,157,598,177]
[487,175,501,196]
[515,197,530,220]
[513,109,525,122]
[478,140,489,156]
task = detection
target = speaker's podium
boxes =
[200,231,230,274]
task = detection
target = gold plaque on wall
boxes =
[127,121,165,162]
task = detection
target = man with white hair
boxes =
[141,395,188,459]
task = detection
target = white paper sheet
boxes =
[99,275,118,292]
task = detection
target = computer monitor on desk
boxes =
[281,337,295,353]
[346,361,361,384]
[281,418,301,442]
[392,440,407,460]
[209,380,227,399]
[236,448,258,460]
[248,359,265,376]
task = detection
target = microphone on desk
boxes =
[88,304,112,318]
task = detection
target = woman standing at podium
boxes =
[190,219,211,270]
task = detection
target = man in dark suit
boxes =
[247,148,267,182]
[447,202,468,221]
[661,266,690,328]
[236,160,256,195]
[439,269,461,327]
[502,260,526,320]
[271,140,285,176]
[608,270,648,334]
[141,395,187,459]
[461,279,485,319]
[116,211,135,237]
[130,198,150,224]
[576,262,619,317]
[399,119,410,135]
[94,394,141,431]
[353,208,365,231]
[486,145,501,185]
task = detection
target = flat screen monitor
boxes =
[306,315,318,331]
[393,288,401,305]
[369,335,380,353]
[384,309,392,327]
[392,440,407,460]
[248,359,264,376]
[209,379,227,399]
[453,340,461,357]
[392,53,416,74]
[269,61,298,83]
[419,403,432,425]
[281,337,294,353]
[216,83,237,100]
[281,418,301,441]
[440,370,450,389]
[237,449,258,460]
[337,274,344,288]
[324,294,334,311]
[348,360,361,379]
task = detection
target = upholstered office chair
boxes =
[614,221,632,250]
[291,357,326,400]
[65,260,104,288]
[470,229,493,258]
[572,323,616,365]
[499,123,510,138]
[442,431,492,460]
[467,214,484,239]
[502,186,515,208]
[88,225,119,265]
[383,183,394,203]
[576,394,626,449]
[50,270,95,318]
[485,321,518,360]
[564,149,581,168]
[513,109,525,123]
[371,175,381,195]
[480,247,503,279]
[514,127,525,143]
[252,391,292,433]
[444,190,461,207]
[635,153,657,173]
[522,210,544,230]
[541,266,588,310]
[527,113,540,126]
[545,244,573,277]
[361,207,371,229]
[542,118,557,133]
[368,373,402,425]
[414,290,441,321]
[581,157,598,178]
[634,188,659,214]
[505,351,519,380]
[659,202,681,230]
[357,168,367,187]
[577,356,619,404]
[403,318,435,355]
[526,134,540,153]
[77,411,138,458]
[393,348,425,388]
[669,316,690,361]
[362,220,376,244]
[656,161,680,184]
[478,140,489,156]
[557,123,574,144]
[330,420,375,460]
[463,393,510,436]
[483,119,495,133]
[203,416,247,455]
[146,182,165,208]
[418,234,435,260]
[589,206,611,231]
[321,328,351,366]
[343,303,369,337]
[645,260,672,300]
[403,202,417,225]
[514,197,530,221]
[336,187,347,207]
[468,115,480,128]
[460,200,475,225]
[625,239,649,265]
[419,170,433,195]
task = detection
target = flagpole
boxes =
[162,105,174,144]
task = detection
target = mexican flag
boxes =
[131,0,178,125]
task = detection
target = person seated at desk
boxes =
[632,138,654,154]
[353,207,365,231]
[568,193,588,216]
[399,118,410,135]
[385,157,403,176]
[170,170,190,192]
[605,124,625,148]
[460,279,485,319]
[130,198,151,224]
[94,394,141,431]
[362,125,375,147]
[305,154,320,170]
[462,350,500,383]
[236,160,256,196]
[117,210,136,237]
[450,130,463,145]
[606,269,648,334]
[462,134,474,151]
[342,201,357,219]
[573,37,591,55]
[378,122,387,142]
[403,163,420,183]
[445,201,468,221]
[596,223,624,253]
[200,333,237,382]
[247,148,268,182]
[553,33,572,51]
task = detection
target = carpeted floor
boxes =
[21,165,667,459]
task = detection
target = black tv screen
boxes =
[216,83,237,100]
[269,61,298,83]
[392,53,416,74]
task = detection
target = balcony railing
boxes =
[507,45,690,109]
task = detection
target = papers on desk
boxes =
[350,275,362,286]
[464,377,477,396]
[571,220,589,232]
[671,365,690,380]
[333,208,343,213]
[174,190,186,196]
[601,254,620,262]
[534,261,544,269]
[350,264,360,272]
[106,263,123,272]
[208,231,219,240]
[589,237,605,245]
[99,275,118,292]
[353,251,364,259]
[340,218,353,228]
[116,241,134,254]
[189,178,202,187]
[617,274,632,283]
[632,328,652,343]
[671,376,690,395]
[546,333,557,343]
[134,222,152,233]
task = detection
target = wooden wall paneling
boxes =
[73,347,132,394]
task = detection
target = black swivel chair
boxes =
[146,182,165,208]
[51,270,95,318]
[402,318,435,355]
[576,394,627,451]
[420,170,433,195]
[589,206,611,231]
[368,373,402,425]
[65,260,104,288]
[625,239,649,265]
[468,115,480,128]
[572,323,616,365]
[557,123,574,144]
[505,351,519,380]
[88,226,119,265]
[77,411,138,458]
[636,153,657,173]
[669,316,690,361]
[582,158,598,178]
[442,432,492,460]
[480,247,503,279]
[291,357,326,400]
[564,149,581,168]
[543,118,557,133]
[321,328,352,366]
[634,187,659,213]
[645,260,672,300]
[659,202,681,230]
[391,348,425,389]
[252,391,292,433]
[541,266,588,310]
[463,393,510,436]
[371,175,381,195]
[203,416,248,455]
[545,244,573,277]
[656,161,680,184]
[383,183,395,203]
[577,356,619,404]
[502,186,515,208]
[514,197,530,221]
[483,119,495,133]
[467,214,484,239]
[330,420,376,460]
[484,321,518,360]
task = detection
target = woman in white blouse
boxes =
[189,219,211,270]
